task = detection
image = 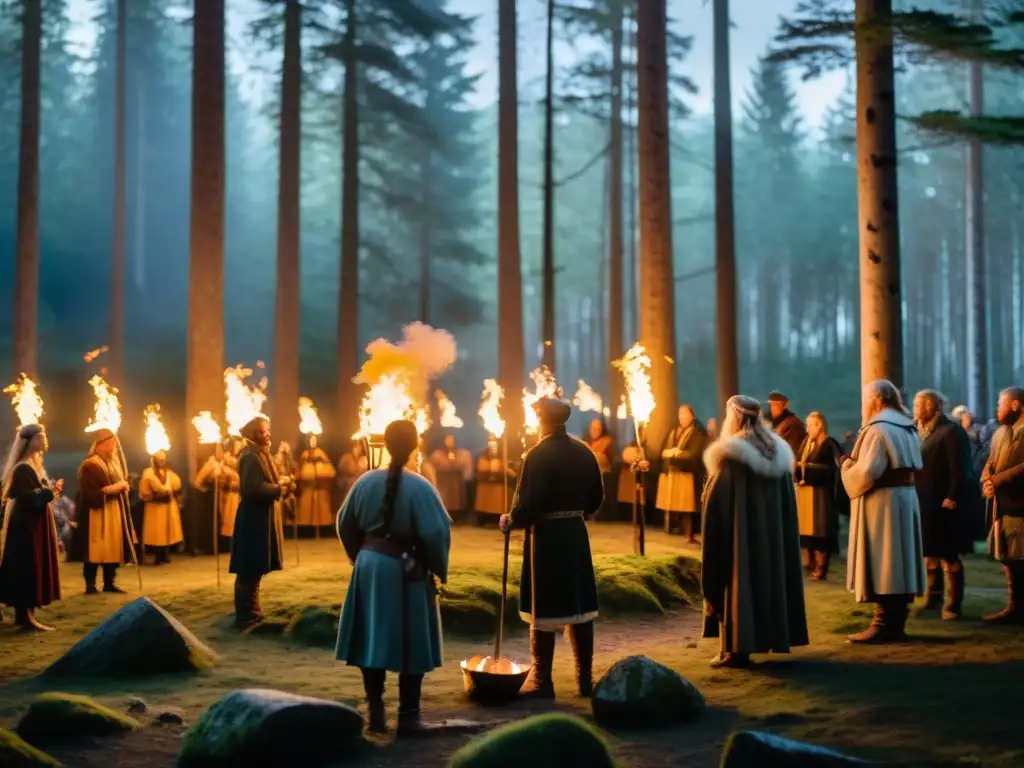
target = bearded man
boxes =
[229,416,294,628]
[700,395,808,669]
[768,391,807,455]
[842,380,925,643]
[981,386,1024,624]
[913,389,977,619]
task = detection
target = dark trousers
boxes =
[234,576,264,627]
[83,562,118,589]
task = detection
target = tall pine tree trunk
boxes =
[855,0,903,390]
[337,0,360,437]
[964,0,988,416]
[109,0,126,387]
[713,0,738,418]
[636,0,677,446]
[607,0,624,433]
[13,0,41,378]
[273,0,302,449]
[186,0,226,472]
[625,2,638,347]
[498,0,525,437]
[541,0,555,372]
[419,157,432,324]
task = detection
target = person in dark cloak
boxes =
[71,428,134,594]
[229,416,293,628]
[701,395,808,669]
[336,420,453,735]
[0,424,62,630]
[499,397,604,698]
[793,411,845,580]
[768,391,807,456]
[913,389,978,620]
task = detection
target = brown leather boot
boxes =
[234,579,260,629]
[983,565,1024,624]
[520,628,556,699]
[921,563,942,609]
[567,621,594,697]
[361,668,387,734]
[941,561,964,621]
[848,597,909,644]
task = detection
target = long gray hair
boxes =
[865,379,909,416]
[2,424,45,496]
[725,395,778,460]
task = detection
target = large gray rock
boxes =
[591,655,705,729]
[42,598,218,680]
[176,689,364,767]
[721,731,868,767]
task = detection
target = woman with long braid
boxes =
[336,420,452,736]
[0,424,62,630]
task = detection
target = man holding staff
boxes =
[499,397,604,699]
[71,428,134,594]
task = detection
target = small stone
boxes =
[153,709,186,726]
[686,642,698,649]
[126,697,148,714]
[721,730,868,766]
[591,655,705,729]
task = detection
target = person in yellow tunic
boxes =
[655,405,709,542]
[70,429,135,594]
[297,436,336,535]
[139,450,184,565]
[194,443,241,543]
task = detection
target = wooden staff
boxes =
[632,421,647,557]
[213,475,221,591]
[501,432,509,515]
[113,434,144,591]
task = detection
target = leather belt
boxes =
[538,510,584,521]
[874,467,915,489]
[360,534,414,560]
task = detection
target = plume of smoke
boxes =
[353,322,458,404]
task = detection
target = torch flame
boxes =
[192,411,223,445]
[353,374,429,438]
[522,366,559,434]
[144,404,171,455]
[225,365,268,437]
[3,374,44,427]
[613,343,655,426]
[436,390,463,429]
[616,395,628,420]
[479,379,505,438]
[298,396,323,436]
[572,379,603,413]
[84,375,122,433]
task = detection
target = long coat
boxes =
[297,449,336,527]
[70,454,134,565]
[0,462,61,608]
[982,424,1024,563]
[336,469,451,675]
[700,431,808,656]
[773,411,808,456]
[915,415,978,559]
[793,435,845,552]
[139,467,184,548]
[655,422,708,516]
[228,443,284,579]
[842,409,926,602]
[509,427,604,631]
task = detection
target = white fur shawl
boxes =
[702,430,795,479]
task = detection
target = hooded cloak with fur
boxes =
[700,429,809,655]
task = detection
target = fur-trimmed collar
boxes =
[703,429,795,478]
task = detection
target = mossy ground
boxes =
[0,728,60,767]
[0,523,1021,767]
[16,692,139,746]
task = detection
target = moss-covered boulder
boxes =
[0,728,61,767]
[448,714,615,768]
[591,655,704,729]
[16,693,139,747]
[176,688,364,767]
[285,606,338,648]
[721,731,868,767]
[42,597,218,680]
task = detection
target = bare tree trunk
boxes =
[607,0,624,432]
[855,0,903,390]
[186,0,226,474]
[337,0,360,437]
[109,0,126,387]
[625,3,638,346]
[419,161,432,323]
[13,0,41,378]
[964,0,988,416]
[541,0,556,372]
[636,0,677,446]
[134,83,146,291]
[273,0,302,450]
[713,0,738,419]
[498,0,525,438]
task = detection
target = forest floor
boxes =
[1,523,1022,767]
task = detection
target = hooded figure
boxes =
[701,395,808,669]
[71,428,135,594]
[499,397,605,699]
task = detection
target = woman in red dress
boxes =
[0,423,62,631]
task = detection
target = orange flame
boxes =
[3,374,44,427]
[479,379,505,438]
[225,365,268,437]
[436,390,463,429]
[572,379,603,413]
[354,374,429,438]
[298,397,323,436]
[84,375,122,433]
[616,395,628,420]
[192,411,223,445]
[144,404,171,455]
[612,343,654,426]
[522,366,559,434]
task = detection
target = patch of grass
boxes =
[16,693,139,747]
[449,713,617,768]
[0,728,61,767]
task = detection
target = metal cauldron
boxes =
[460,530,529,704]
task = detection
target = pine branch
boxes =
[910,110,1024,145]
